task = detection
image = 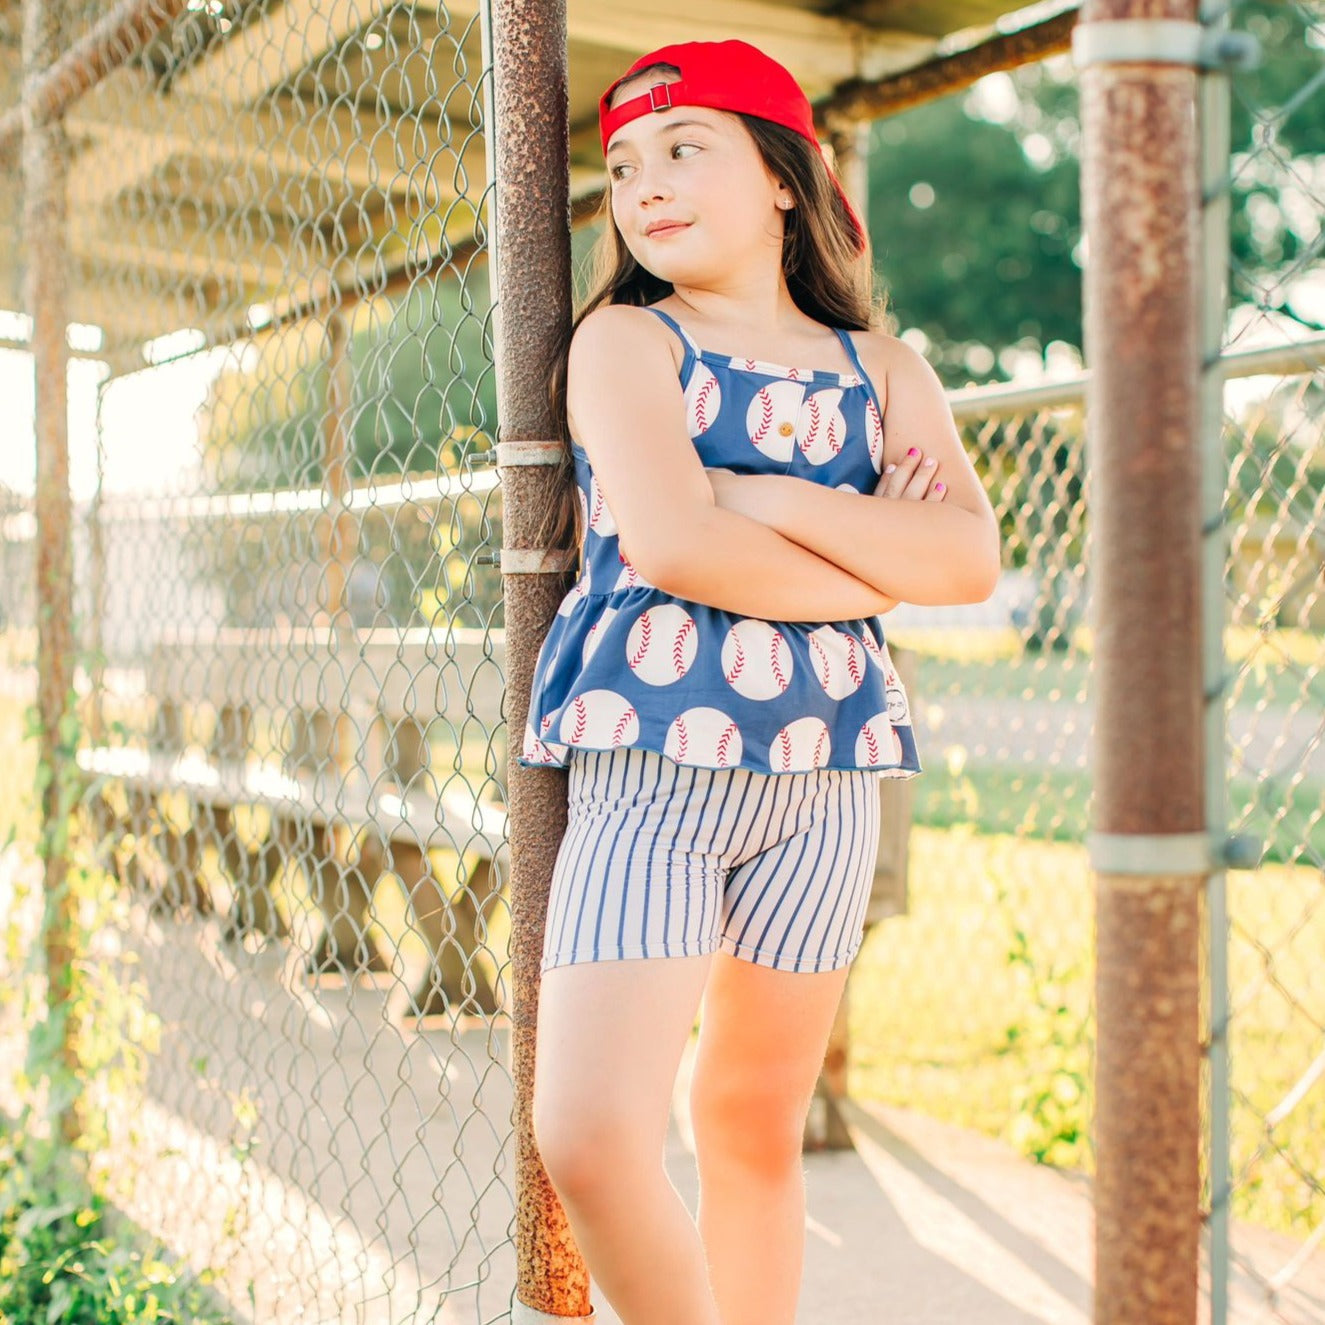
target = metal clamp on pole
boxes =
[1087,831,1262,874]
[1072,20,1260,71]
[498,547,577,574]
[496,440,566,467]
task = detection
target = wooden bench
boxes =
[81,627,510,1021]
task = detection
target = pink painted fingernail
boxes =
[884,464,896,474]
[934,482,945,493]
[907,447,919,457]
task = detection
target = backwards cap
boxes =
[598,39,867,254]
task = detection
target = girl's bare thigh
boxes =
[533,952,714,1190]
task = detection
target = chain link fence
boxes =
[0,1,1321,1322]
[1215,0,1325,1313]
[1,0,517,1320]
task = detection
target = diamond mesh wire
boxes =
[0,0,1321,1319]
[2,0,515,1320]
[1217,1,1325,1313]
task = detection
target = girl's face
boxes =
[604,71,792,286]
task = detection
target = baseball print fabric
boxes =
[518,306,922,778]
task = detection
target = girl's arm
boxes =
[709,341,1001,605]
[567,305,897,622]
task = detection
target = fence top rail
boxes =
[946,331,1325,420]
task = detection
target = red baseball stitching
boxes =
[692,374,717,433]
[862,724,880,762]
[725,636,745,683]
[751,393,773,446]
[770,633,788,691]
[629,612,652,670]
[613,706,636,745]
[673,618,694,675]
[800,394,822,456]
[717,725,734,764]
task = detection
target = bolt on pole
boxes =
[1078,1,1206,1321]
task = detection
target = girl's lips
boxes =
[646,222,690,238]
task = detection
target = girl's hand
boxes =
[874,447,946,501]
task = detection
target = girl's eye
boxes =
[609,142,699,182]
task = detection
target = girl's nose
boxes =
[634,161,673,202]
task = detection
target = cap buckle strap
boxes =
[647,82,673,112]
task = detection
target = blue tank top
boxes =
[517,305,922,778]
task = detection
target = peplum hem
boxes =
[518,586,922,779]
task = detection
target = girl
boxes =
[520,38,1000,1325]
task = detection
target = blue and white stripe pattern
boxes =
[542,747,881,974]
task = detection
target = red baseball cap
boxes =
[598,39,868,253]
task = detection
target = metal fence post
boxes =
[1077,2,1206,1321]
[22,0,81,1150]
[484,0,590,1319]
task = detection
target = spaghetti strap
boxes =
[834,327,887,430]
[643,305,699,379]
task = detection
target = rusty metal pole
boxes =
[23,0,82,1148]
[482,0,587,1320]
[1076,7,1206,1322]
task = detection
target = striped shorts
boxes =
[541,746,882,976]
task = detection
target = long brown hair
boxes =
[533,85,890,558]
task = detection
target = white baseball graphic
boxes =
[556,576,590,617]
[582,606,618,666]
[614,558,647,592]
[865,395,885,473]
[722,620,793,700]
[770,717,831,772]
[856,714,904,766]
[588,474,618,536]
[862,631,891,671]
[626,605,698,686]
[664,707,744,768]
[558,689,639,748]
[685,362,722,437]
[523,714,559,763]
[807,626,867,699]
[796,388,847,465]
[577,485,589,531]
[745,380,804,462]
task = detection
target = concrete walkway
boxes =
[645,1035,1325,1325]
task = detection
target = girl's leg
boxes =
[688,952,852,1325]
[533,952,721,1325]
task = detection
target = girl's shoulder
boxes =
[569,303,688,386]
[843,328,944,409]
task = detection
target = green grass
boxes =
[850,826,1325,1242]
[914,762,1324,868]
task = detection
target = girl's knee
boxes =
[689,1077,807,1178]
[533,1084,652,1202]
